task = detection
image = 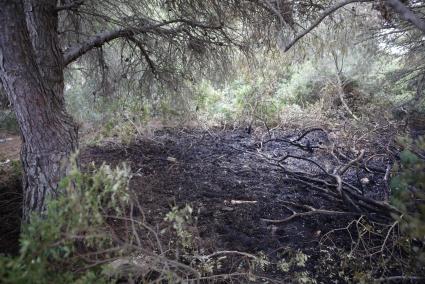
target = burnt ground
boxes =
[79,127,391,282]
[0,133,22,256]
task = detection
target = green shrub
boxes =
[391,136,425,274]
[0,110,19,134]
[164,205,195,250]
[0,157,131,283]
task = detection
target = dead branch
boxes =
[364,154,387,173]
[258,136,400,222]
[336,149,365,175]
[262,128,327,152]
[261,201,361,224]
[374,276,425,283]
[293,128,327,142]
[279,154,329,174]
[339,89,360,121]
[197,250,258,261]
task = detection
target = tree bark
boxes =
[0,0,78,222]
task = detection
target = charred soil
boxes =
[79,127,394,282]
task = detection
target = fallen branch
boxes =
[262,201,360,224]
[292,128,327,142]
[258,139,400,221]
[229,200,258,205]
[336,149,365,175]
[374,276,425,283]
[262,128,328,152]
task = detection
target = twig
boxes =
[293,128,327,142]
[262,128,327,152]
[337,149,365,175]
[262,207,360,224]
[198,250,258,260]
[279,154,330,174]
[374,276,425,283]
[383,162,392,202]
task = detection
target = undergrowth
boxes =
[391,136,425,274]
[0,110,19,134]
[0,156,289,283]
[317,136,425,282]
[0,157,131,283]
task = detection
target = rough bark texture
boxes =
[0,0,78,222]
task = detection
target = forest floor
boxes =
[78,127,391,282]
[0,132,22,256]
[0,126,394,281]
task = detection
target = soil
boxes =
[0,126,393,281]
[0,133,22,256]
[79,127,390,282]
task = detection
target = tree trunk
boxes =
[0,0,78,222]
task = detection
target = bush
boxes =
[391,136,425,274]
[0,157,131,283]
[0,110,19,134]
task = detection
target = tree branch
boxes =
[385,0,425,34]
[127,37,156,74]
[63,19,223,66]
[56,0,84,12]
[284,0,371,51]
[63,29,135,66]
